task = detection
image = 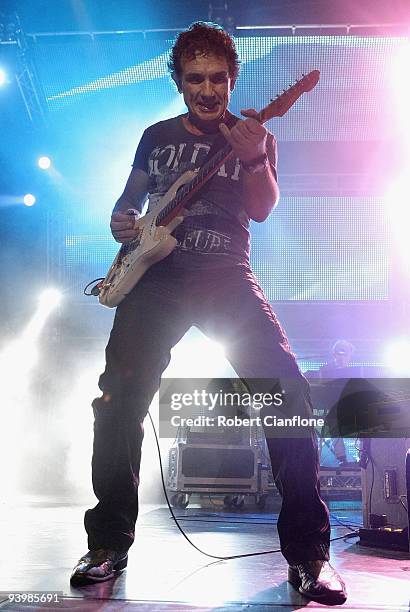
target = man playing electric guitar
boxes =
[71,22,347,606]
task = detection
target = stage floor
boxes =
[0,499,408,611]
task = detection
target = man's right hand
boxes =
[110,209,141,243]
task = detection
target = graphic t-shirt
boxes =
[132,114,277,268]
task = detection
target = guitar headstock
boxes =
[258,69,320,123]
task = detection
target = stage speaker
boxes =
[362,438,410,531]
[167,443,259,494]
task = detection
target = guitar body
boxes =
[99,170,196,307]
[97,70,320,307]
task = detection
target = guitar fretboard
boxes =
[155,142,232,226]
[154,70,320,226]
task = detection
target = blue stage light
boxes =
[0,68,7,86]
[38,156,51,170]
[23,194,36,207]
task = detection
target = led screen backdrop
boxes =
[30,35,399,301]
[62,195,388,301]
[35,35,402,141]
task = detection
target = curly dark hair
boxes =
[168,22,240,92]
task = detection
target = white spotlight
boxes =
[384,339,410,375]
[0,68,6,86]
[39,288,62,310]
[38,156,51,170]
[23,193,36,207]
[166,328,235,378]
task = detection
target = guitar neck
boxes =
[155,70,320,226]
[156,140,233,226]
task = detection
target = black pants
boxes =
[84,260,330,565]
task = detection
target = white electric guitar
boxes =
[97,70,320,307]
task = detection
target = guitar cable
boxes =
[147,411,360,562]
[83,278,104,297]
[82,266,360,554]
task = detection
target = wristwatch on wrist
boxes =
[241,152,269,174]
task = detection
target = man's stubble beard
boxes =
[187,92,230,134]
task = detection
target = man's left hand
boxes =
[219,108,267,164]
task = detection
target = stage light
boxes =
[23,193,36,206]
[390,40,410,139]
[38,156,51,170]
[38,288,62,311]
[0,68,6,86]
[0,287,62,499]
[0,291,61,377]
[166,328,235,378]
[384,339,410,375]
[385,177,410,267]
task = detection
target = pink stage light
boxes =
[384,339,410,375]
[386,41,410,272]
[390,40,410,151]
[385,177,410,267]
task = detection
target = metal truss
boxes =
[16,63,47,126]
[23,22,410,41]
[319,469,362,491]
[1,11,48,126]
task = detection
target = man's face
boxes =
[179,52,232,125]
